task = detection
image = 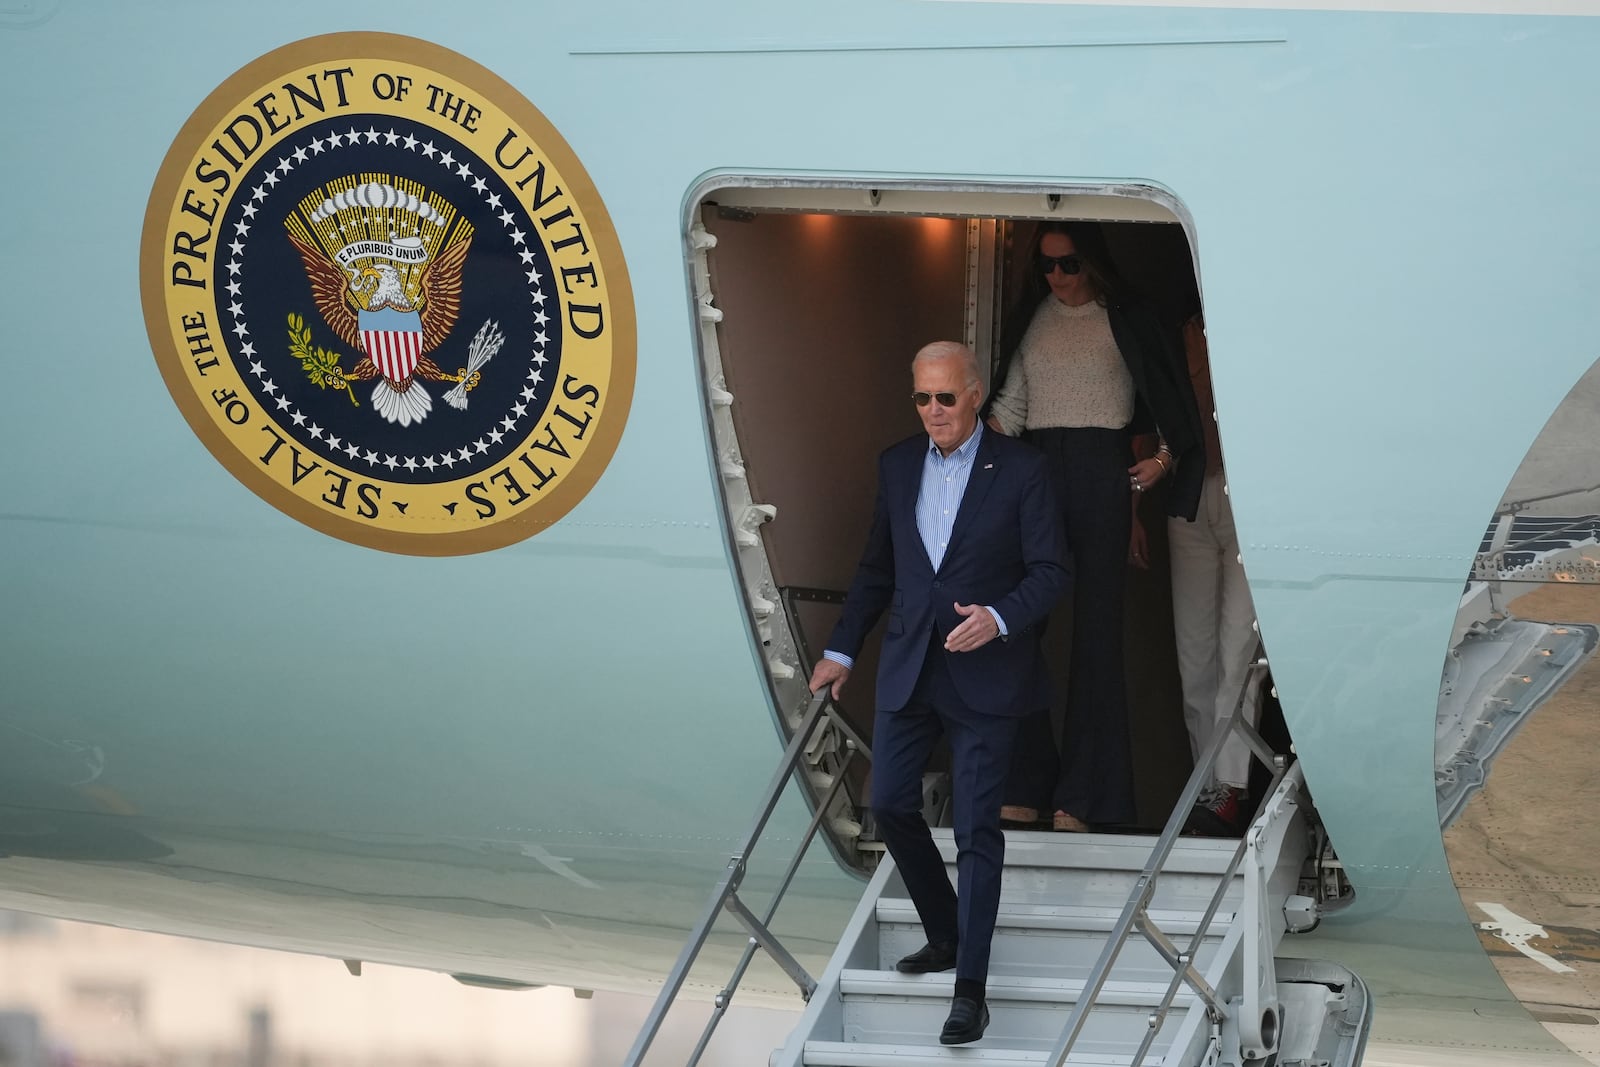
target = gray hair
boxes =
[911,341,981,388]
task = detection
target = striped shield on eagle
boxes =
[360,306,425,383]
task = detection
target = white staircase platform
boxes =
[801,1042,1137,1065]
[772,766,1372,1067]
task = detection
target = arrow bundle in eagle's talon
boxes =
[444,319,506,410]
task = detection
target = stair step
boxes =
[934,829,1243,875]
[876,899,1230,981]
[803,1041,1135,1065]
[876,899,1234,935]
[840,970,1193,1007]
[838,970,1190,1053]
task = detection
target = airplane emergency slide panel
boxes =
[1438,354,1600,1057]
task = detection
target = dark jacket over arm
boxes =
[1107,300,1207,521]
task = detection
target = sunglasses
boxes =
[1037,254,1083,276]
[912,390,963,407]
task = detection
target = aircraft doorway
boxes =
[688,180,1261,843]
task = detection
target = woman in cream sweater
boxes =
[987,221,1203,831]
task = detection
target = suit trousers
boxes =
[871,639,1019,983]
[1169,470,1262,789]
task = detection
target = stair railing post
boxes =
[1238,763,1304,1063]
[1047,640,1278,1067]
[621,689,838,1067]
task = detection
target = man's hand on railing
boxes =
[808,658,850,700]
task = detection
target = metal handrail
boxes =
[1046,639,1285,1067]
[622,688,871,1067]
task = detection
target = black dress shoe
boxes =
[895,940,957,974]
[939,996,989,1045]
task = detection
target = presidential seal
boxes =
[141,33,635,555]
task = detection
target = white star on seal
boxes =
[486,192,502,208]
[383,129,399,145]
[275,396,291,411]
[403,456,418,471]
[421,455,436,470]
[488,429,505,445]
[421,141,437,157]
[262,379,278,395]
[402,133,418,150]
[383,455,398,470]
[291,411,307,427]
[438,150,456,167]
[309,424,323,439]
[344,441,360,458]
[364,449,379,464]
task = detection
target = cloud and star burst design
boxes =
[222,122,557,480]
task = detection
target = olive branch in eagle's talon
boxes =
[287,313,359,406]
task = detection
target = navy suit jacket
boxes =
[827,428,1069,718]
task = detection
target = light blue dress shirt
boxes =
[825,424,1006,671]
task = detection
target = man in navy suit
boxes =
[809,341,1068,1045]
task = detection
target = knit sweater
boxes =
[989,297,1134,436]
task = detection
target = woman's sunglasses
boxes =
[1037,254,1083,276]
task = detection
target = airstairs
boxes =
[773,767,1366,1066]
[624,654,1370,1067]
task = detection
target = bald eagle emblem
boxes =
[285,178,504,426]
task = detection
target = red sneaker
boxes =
[1187,785,1247,837]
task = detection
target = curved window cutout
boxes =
[1440,356,1600,1049]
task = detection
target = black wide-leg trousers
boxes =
[1005,425,1137,826]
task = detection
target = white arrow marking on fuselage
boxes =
[520,843,601,890]
[1476,901,1576,974]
